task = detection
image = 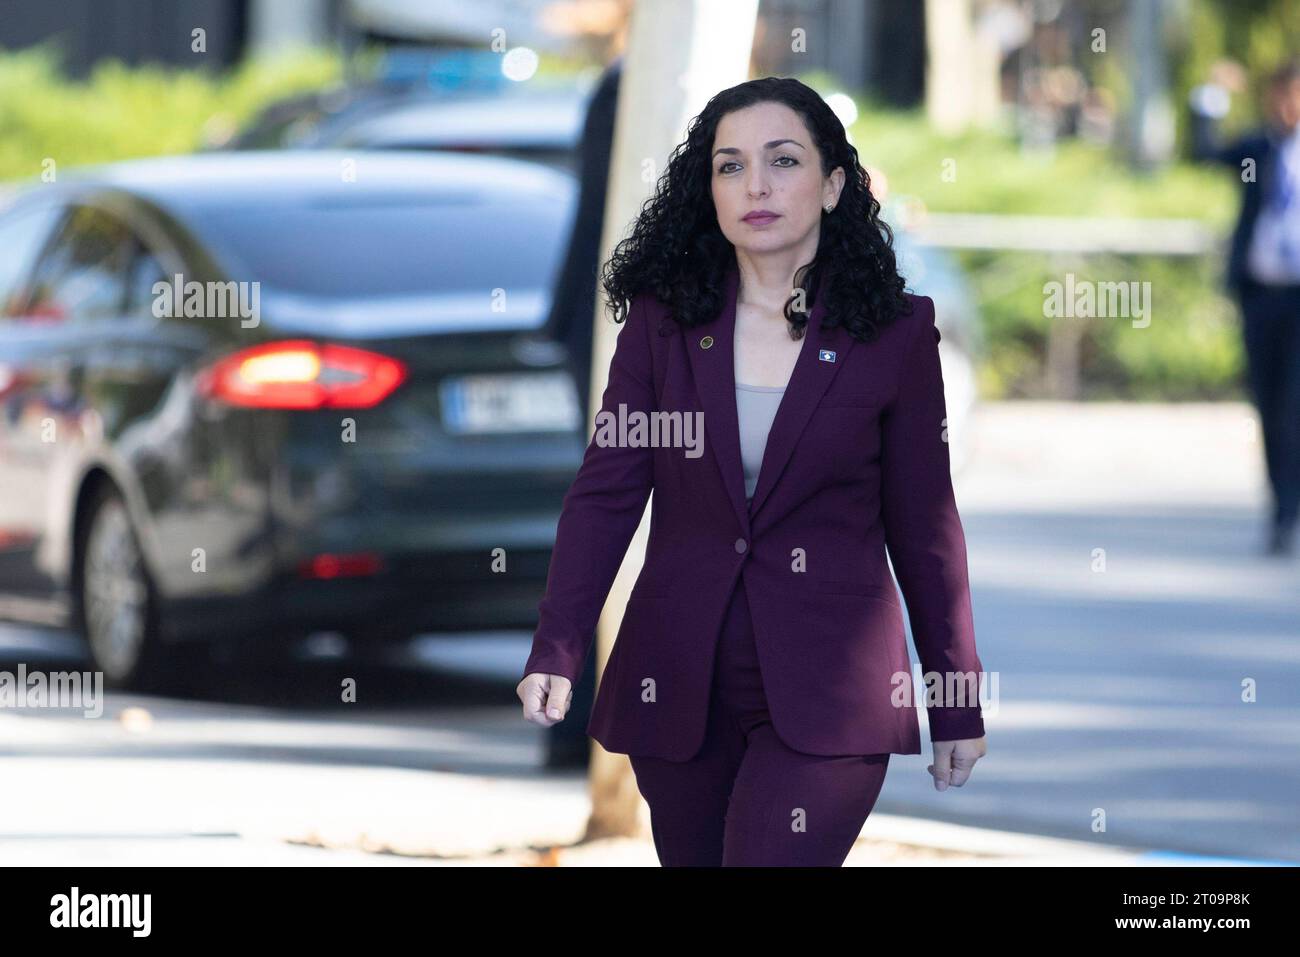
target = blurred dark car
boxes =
[0,150,585,690]
[221,85,588,174]
[217,44,590,174]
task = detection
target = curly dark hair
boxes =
[599,76,910,343]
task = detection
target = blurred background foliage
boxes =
[0,42,344,177]
[847,102,1242,400]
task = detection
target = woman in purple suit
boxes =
[518,77,989,866]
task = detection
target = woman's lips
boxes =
[743,212,781,225]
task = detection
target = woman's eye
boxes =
[718,155,799,174]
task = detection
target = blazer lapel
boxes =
[748,271,854,517]
[684,260,856,533]
[685,262,750,535]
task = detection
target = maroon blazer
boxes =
[522,259,987,759]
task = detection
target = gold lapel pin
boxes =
[700,335,714,349]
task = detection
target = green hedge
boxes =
[0,42,345,181]
[845,101,1246,401]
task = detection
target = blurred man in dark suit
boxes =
[1191,60,1300,556]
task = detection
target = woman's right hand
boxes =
[518,672,573,726]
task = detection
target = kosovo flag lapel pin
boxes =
[818,349,836,363]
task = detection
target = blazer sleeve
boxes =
[520,293,657,685]
[880,295,986,742]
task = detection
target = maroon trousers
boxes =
[628,576,891,866]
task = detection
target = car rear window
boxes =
[189,195,572,297]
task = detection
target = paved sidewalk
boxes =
[267,768,1287,866]
[277,778,1283,866]
[0,755,1161,866]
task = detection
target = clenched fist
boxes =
[518,672,573,727]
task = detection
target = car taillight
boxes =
[297,552,384,579]
[196,340,407,409]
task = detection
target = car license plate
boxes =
[439,371,580,434]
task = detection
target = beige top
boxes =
[735,382,786,500]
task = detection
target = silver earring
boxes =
[824,204,834,213]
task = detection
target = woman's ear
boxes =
[827,165,846,206]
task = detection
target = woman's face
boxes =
[710,100,843,258]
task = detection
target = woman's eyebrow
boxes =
[712,138,807,157]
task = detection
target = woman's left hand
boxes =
[928,736,987,791]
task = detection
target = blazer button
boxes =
[734,537,748,554]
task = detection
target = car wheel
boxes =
[77,487,174,691]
